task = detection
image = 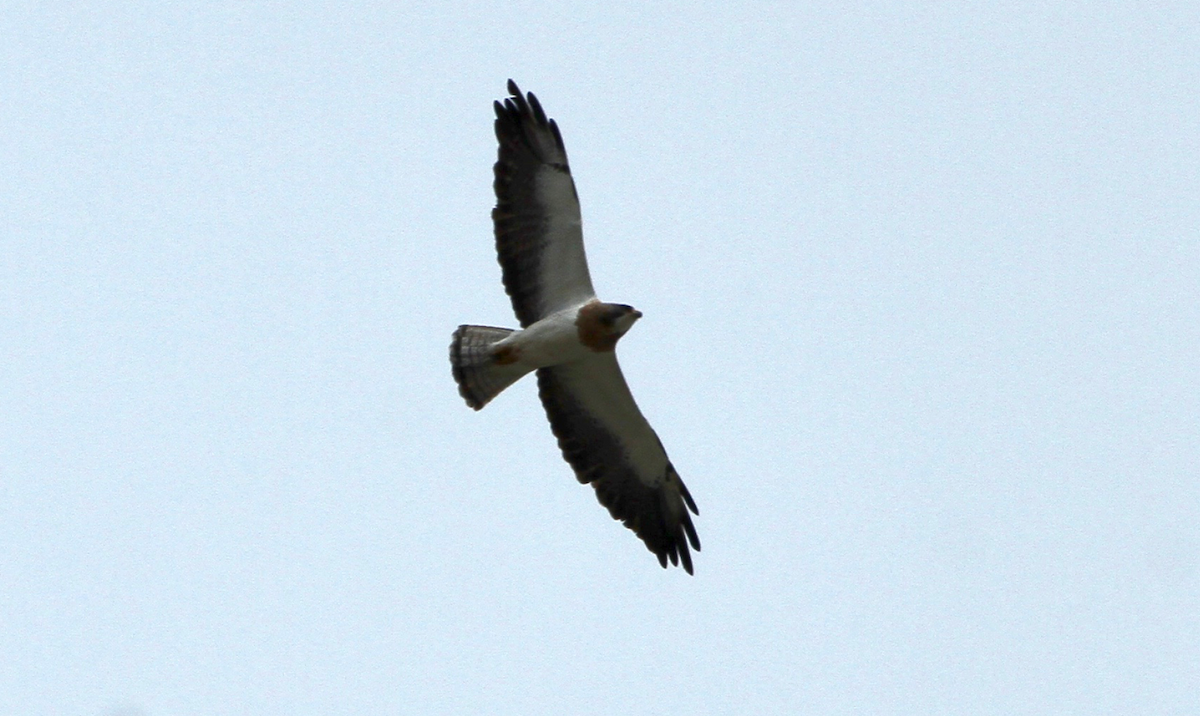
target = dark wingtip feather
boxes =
[549,120,565,152]
[679,479,699,516]
[527,91,548,125]
[678,535,694,575]
[682,512,701,552]
[508,84,530,116]
[507,78,519,96]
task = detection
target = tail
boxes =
[450,325,530,410]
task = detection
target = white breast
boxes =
[501,304,593,369]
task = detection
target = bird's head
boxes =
[603,303,642,338]
[576,300,643,352]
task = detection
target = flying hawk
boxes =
[450,80,701,574]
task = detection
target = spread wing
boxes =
[492,80,596,328]
[537,355,701,573]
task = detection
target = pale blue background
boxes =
[3,2,1197,714]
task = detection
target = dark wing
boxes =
[492,80,597,328]
[537,355,701,574]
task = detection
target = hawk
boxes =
[450,80,701,574]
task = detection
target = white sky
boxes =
[3,2,1197,714]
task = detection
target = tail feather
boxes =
[450,325,529,409]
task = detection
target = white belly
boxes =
[499,306,591,369]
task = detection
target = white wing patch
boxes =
[533,168,594,314]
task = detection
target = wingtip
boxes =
[679,478,699,516]
[682,512,701,553]
[656,544,694,575]
[679,540,694,575]
[526,91,547,125]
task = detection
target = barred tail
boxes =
[450,325,529,410]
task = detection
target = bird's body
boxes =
[450,81,701,573]
[491,304,598,368]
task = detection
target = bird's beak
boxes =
[632,310,643,319]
